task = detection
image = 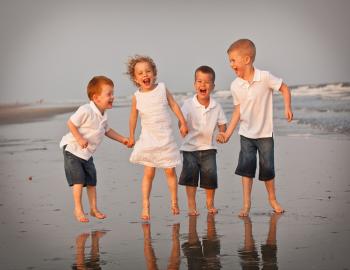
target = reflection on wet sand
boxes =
[142,223,181,270]
[238,213,281,270]
[72,230,107,270]
[182,214,221,269]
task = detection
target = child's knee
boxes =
[164,168,176,178]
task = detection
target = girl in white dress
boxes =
[127,55,188,220]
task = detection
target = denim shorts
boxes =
[235,136,275,181]
[63,146,97,187]
[179,149,218,189]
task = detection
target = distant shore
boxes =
[0,103,80,125]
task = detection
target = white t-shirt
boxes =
[60,101,110,160]
[180,95,227,151]
[231,68,282,139]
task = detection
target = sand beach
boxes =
[0,99,349,269]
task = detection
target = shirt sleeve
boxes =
[217,104,227,125]
[267,71,283,91]
[69,105,88,127]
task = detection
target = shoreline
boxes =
[0,104,80,125]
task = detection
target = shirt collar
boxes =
[89,101,106,118]
[237,68,261,86]
[192,95,216,109]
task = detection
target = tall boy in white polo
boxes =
[231,69,282,139]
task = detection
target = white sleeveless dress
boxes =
[130,82,181,168]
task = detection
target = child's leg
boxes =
[167,223,180,269]
[164,167,180,215]
[264,179,284,213]
[239,176,253,217]
[141,166,156,220]
[186,186,199,216]
[205,188,218,214]
[72,184,89,222]
[87,185,106,219]
[74,232,89,267]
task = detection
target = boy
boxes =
[179,66,227,215]
[60,76,129,222]
[217,39,293,216]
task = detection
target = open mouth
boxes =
[143,78,151,86]
[199,89,207,94]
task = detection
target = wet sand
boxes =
[0,105,349,269]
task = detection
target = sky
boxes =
[1,0,349,103]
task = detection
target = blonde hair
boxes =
[126,55,157,87]
[87,76,114,100]
[227,39,256,62]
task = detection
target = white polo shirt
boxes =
[60,101,110,160]
[180,95,227,151]
[231,68,282,139]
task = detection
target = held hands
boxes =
[216,132,228,144]
[127,137,135,148]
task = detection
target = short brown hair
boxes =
[87,76,114,100]
[195,65,215,82]
[126,55,157,87]
[227,39,256,62]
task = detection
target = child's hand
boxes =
[121,137,129,147]
[179,122,188,137]
[78,138,88,149]
[216,132,228,144]
[127,137,135,148]
[285,108,293,122]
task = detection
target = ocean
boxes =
[114,82,350,140]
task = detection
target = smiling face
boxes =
[194,70,214,104]
[228,49,249,79]
[93,84,114,113]
[133,61,156,91]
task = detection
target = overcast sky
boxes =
[1,0,349,103]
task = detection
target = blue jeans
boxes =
[235,136,275,181]
[63,146,97,186]
[179,149,218,189]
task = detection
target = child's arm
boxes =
[217,105,240,143]
[279,83,293,122]
[67,120,88,149]
[166,89,188,137]
[128,95,138,147]
[105,128,129,146]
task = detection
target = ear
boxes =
[92,93,99,102]
[244,55,251,64]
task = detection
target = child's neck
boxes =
[242,66,255,83]
[93,102,106,115]
[196,95,210,108]
[140,83,157,92]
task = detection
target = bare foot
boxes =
[188,209,199,216]
[171,201,180,215]
[238,206,250,217]
[90,210,107,219]
[74,211,89,223]
[141,203,150,221]
[269,199,285,213]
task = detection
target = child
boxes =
[217,39,293,216]
[126,55,188,221]
[60,76,129,222]
[179,66,227,215]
